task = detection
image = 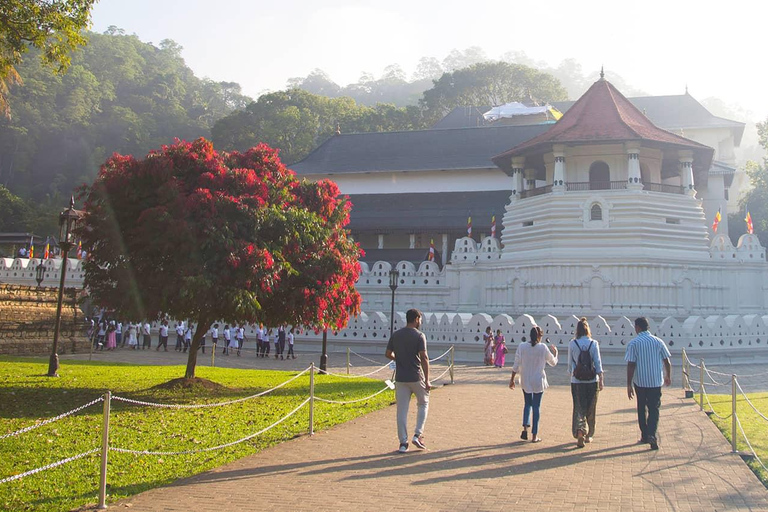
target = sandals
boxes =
[520,430,528,440]
[531,437,542,443]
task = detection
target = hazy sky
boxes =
[91,0,767,121]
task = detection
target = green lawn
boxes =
[0,357,394,511]
[697,391,768,488]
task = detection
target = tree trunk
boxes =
[184,316,213,379]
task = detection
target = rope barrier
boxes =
[430,365,453,383]
[701,385,732,420]
[702,368,729,387]
[109,398,311,456]
[349,350,388,365]
[317,362,391,379]
[429,347,453,362]
[0,449,100,485]
[735,380,768,423]
[735,414,768,473]
[111,367,311,409]
[315,385,392,404]
[0,397,104,440]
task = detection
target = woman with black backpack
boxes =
[568,317,604,448]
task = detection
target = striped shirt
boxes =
[625,331,671,388]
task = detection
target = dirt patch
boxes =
[152,377,226,392]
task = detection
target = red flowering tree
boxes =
[79,138,361,378]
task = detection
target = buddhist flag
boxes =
[467,216,472,237]
[77,241,83,259]
[491,215,496,238]
[428,239,435,261]
[712,207,722,233]
[44,243,50,259]
[29,242,34,259]
[746,209,754,235]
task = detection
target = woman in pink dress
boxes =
[494,330,507,367]
[106,321,117,350]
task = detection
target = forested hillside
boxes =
[0,28,250,203]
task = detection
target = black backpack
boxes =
[573,340,596,381]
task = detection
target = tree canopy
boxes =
[0,0,96,117]
[0,30,251,210]
[78,138,361,378]
[730,117,768,246]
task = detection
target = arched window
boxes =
[589,161,610,190]
[590,204,603,221]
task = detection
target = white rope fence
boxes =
[681,348,768,477]
[0,449,100,485]
[0,396,104,440]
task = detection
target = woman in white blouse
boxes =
[509,326,558,443]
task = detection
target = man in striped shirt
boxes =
[625,317,671,450]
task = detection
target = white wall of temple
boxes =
[297,311,768,363]
[0,257,85,288]
[299,168,513,195]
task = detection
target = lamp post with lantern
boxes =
[388,268,400,337]
[47,196,83,377]
[35,261,46,287]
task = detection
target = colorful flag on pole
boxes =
[712,207,722,233]
[467,216,472,237]
[77,241,83,259]
[746,209,754,235]
[44,243,50,259]
[491,215,496,238]
[29,242,34,259]
[428,239,435,261]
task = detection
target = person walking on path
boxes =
[494,330,507,368]
[509,326,558,443]
[116,321,123,348]
[286,328,296,359]
[278,325,286,360]
[157,321,169,351]
[184,323,193,353]
[127,322,138,350]
[105,321,117,351]
[223,325,232,355]
[142,321,152,350]
[483,326,494,366]
[626,316,672,451]
[236,325,244,356]
[175,322,184,352]
[211,324,219,353]
[568,317,604,448]
[385,308,431,454]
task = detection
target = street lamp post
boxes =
[47,196,83,377]
[320,329,328,374]
[389,268,400,337]
[35,261,46,287]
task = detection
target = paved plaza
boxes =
[62,346,768,511]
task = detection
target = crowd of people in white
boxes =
[86,313,297,360]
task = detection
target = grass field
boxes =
[0,357,394,511]
[697,391,768,488]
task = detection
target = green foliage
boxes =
[0,30,251,203]
[0,357,392,511]
[212,89,422,164]
[0,185,30,231]
[732,118,768,246]
[420,61,569,125]
[0,0,96,116]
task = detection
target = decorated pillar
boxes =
[409,234,415,249]
[626,142,643,190]
[441,234,448,264]
[377,234,384,249]
[511,157,525,200]
[552,144,565,194]
[523,168,536,191]
[679,150,695,196]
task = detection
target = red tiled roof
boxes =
[492,78,714,170]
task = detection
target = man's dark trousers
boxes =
[634,385,662,440]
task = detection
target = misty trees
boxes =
[79,138,362,379]
[0,0,96,117]
[730,117,768,246]
[420,61,569,124]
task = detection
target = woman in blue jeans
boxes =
[509,326,559,442]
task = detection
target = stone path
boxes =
[82,348,768,512]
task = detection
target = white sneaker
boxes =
[398,443,408,453]
[412,435,426,450]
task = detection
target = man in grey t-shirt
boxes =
[385,308,431,453]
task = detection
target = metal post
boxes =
[309,362,315,436]
[211,342,215,368]
[449,345,455,385]
[389,287,396,337]
[731,374,738,453]
[681,348,686,391]
[346,347,350,375]
[97,391,111,509]
[320,329,328,374]
[699,359,705,411]
[47,252,69,377]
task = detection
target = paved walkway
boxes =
[83,349,768,512]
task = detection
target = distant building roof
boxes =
[290,124,549,175]
[493,78,715,176]
[360,248,443,267]
[347,191,509,232]
[431,95,744,146]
